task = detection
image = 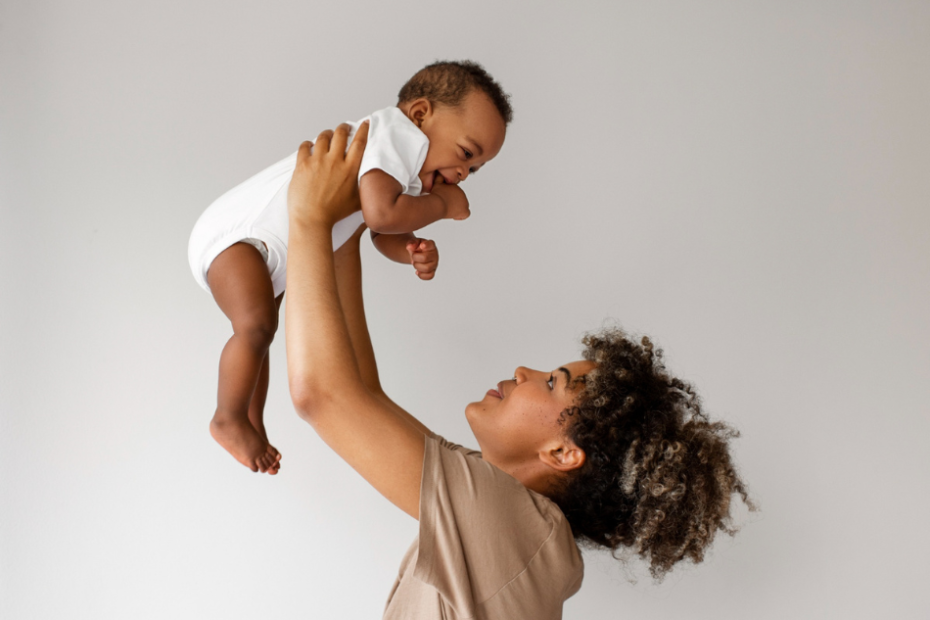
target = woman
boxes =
[284,123,751,619]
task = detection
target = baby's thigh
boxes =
[207,242,278,331]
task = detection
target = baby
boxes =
[188,61,512,474]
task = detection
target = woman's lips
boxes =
[487,380,510,399]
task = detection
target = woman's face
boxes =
[465,360,596,474]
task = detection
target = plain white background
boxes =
[2,1,928,618]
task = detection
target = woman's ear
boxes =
[541,441,586,473]
[406,98,432,128]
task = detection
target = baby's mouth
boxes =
[420,170,436,193]
[421,170,446,194]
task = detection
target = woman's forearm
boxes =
[333,230,432,437]
[285,221,362,403]
[286,217,424,517]
[334,226,384,393]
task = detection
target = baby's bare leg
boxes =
[207,243,282,474]
[245,294,284,474]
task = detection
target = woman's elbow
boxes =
[289,372,366,423]
[289,378,324,423]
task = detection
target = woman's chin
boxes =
[464,402,486,432]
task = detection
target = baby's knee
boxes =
[233,312,278,349]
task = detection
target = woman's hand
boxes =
[287,121,369,228]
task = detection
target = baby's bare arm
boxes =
[359,169,471,233]
[371,232,441,281]
[359,169,447,233]
[371,231,417,264]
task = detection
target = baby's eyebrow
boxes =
[466,137,484,156]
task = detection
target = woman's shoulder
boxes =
[414,433,584,617]
[425,432,571,526]
[421,434,583,570]
[430,432,483,458]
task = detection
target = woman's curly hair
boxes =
[549,328,752,579]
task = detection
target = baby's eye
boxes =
[462,148,473,159]
[469,167,478,175]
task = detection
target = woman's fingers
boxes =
[288,122,368,228]
[329,123,353,157]
[346,120,369,167]
[296,140,313,165]
[314,129,334,155]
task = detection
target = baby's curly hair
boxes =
[398,60,513,125]
[550,328,753,580]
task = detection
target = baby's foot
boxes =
[260,444,281,475]
[210,415,281,474]
[246,415,281,474]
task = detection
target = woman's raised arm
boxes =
[333,228,433,437]
[285,124,426,519]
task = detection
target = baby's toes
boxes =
[263,451,278,472]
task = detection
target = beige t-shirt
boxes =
[383,434,584,620]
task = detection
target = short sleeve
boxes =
[413,435,583,619]
[357,107,429,196]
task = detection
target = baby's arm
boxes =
[359,170,469,234]
[371,232,440,281]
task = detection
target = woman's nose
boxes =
[513,366,538,384]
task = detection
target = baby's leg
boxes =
[207,243,282,474]
[246,294,284,449]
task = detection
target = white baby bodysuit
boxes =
[188,106,429,297]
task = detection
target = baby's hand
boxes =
[406,238,439,281]
[430,179,470,221]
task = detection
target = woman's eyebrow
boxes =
[557,367,572,386]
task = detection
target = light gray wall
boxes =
[2,1,928,618]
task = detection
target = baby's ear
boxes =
[406,98,432,127]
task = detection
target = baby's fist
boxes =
[406,238,439,281]
[431,179,470,221]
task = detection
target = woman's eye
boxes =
[547,375,554,390]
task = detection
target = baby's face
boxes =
[408,90,507,193]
